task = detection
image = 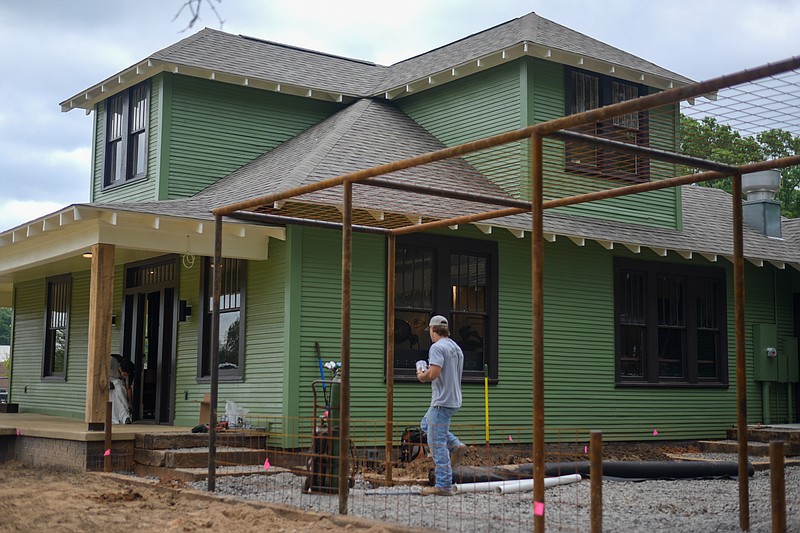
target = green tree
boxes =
[679,115,800,218]
[0,307,10,345]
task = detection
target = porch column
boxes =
[85,243,115,430]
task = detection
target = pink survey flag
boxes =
[534,501,544,516]
[508,434,513,442]
[104,449,111,457]
[16,429,20,437]
[584,445,588,454]
[653,429,659,436]
[264,457,271,470]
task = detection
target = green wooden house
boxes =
[1,12,798,441]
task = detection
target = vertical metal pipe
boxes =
[338,181,353,514]
[731,173,749,531]
[530,132,546,533]
[770,441,786,533]
[208,214,223,492]
[590,431,603,533]
[385,234,396,485]
[104,401,112,472]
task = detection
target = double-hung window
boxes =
[565,68,649,182]
[199,258,246,380]
[43,274,71,379]
[615,259,727,386]
[104,81,149,187]
[393,234,497,382]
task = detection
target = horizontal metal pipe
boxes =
[389,207,528,236]
[549,130,739,174]
[359,178,532,209]
[227,211,391,235]
[543,154,800,210]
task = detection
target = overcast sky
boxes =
[1,0,798,231]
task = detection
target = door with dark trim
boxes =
[122,257,177,425]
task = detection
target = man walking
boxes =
[416,315,467,496]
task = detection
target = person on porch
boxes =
[110,354,134,424]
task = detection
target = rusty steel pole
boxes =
[590,431,603,533]
[385,234,396,485]
[531,132,546,533]
[770,441,786,533]
[731,174,749,531]
[208,214,223,492]
[338,180,353,514]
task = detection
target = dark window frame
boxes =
[564,67,650,183]
[42,274,71,380]
[392,234,498,384]
[614,258,728,387]
[103,81,150,189]
[197,257,246,382]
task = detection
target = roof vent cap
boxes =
[742,170,781,202]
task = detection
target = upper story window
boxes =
[199,258,246,381]
[104,81,149,188]
[393,234,497,383]
[615,259,727,386]
[43,274,71,380]
[565,68,649,182]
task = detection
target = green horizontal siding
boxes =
[172,241,288,427]
[165,74,342,199]
[397,61,525,199]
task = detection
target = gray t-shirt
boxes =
[428,337,464,409]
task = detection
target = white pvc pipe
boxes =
[454,473,582,494]
[495,473,582,494]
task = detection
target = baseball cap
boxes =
[425,315,449,330]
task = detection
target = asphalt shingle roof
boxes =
[374,12,693,92]
[69,11,693,105]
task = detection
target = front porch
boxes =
[0,412,192,471]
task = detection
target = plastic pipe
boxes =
[454,473,582,494]
[495,473,582,494]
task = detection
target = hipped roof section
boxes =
[60,11,693,112]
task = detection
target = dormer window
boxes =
[104,81,149,187]
[565,68,649,182]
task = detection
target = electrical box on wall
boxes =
[752,323,778,382]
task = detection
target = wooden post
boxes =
[85,243,115,430]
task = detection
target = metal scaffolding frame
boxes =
[206,56,800,531]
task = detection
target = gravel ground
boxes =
[190,463,800,532]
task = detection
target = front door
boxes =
[122,257,177,425]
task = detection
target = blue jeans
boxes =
[421,405,462,490]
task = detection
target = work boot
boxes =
[420,486,455,496]
[450,445,468,469]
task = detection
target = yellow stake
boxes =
[484,364,490,448]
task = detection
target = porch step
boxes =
[135,446,268,469]
[135,430,267,450]
[133,430,270,481]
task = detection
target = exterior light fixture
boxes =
[82,251,93,258]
